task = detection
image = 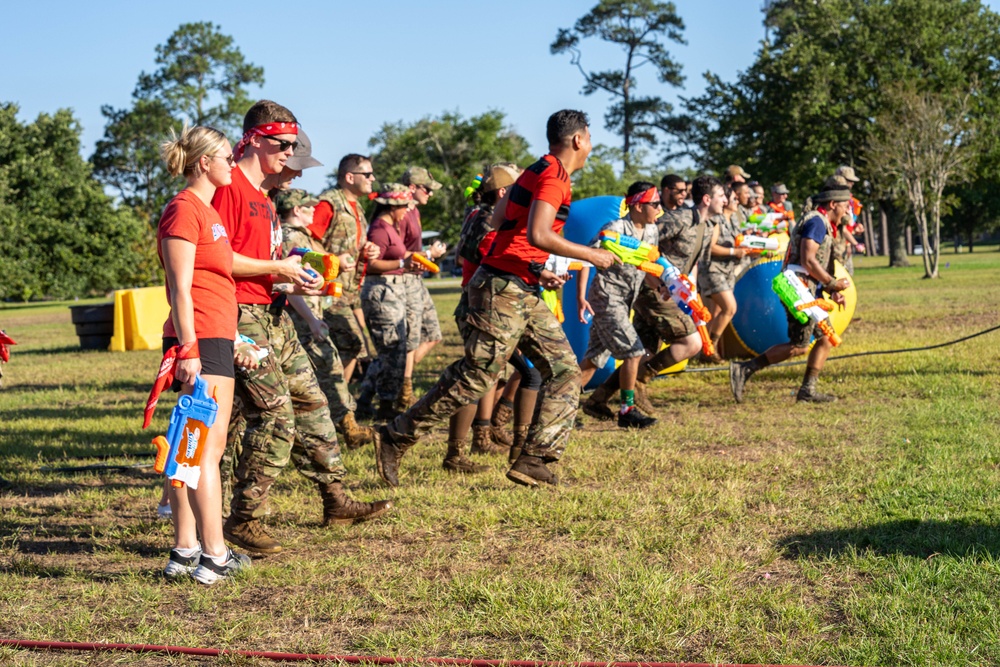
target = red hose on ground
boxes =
[0,638,835,667]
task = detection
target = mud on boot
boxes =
[471,422,507,455]
[506,453,558,487]
[729,360,753,404]
[490,399,514,447]
[336,412,374,450]
[443,439,489,473]
[795,388,837,403]
[319,481,393,526]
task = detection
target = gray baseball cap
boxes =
[285,128,323,171]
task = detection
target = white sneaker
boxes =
[163,548,200,578]
[192,549,251,585]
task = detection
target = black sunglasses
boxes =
[350,171,376,179]
[262,136,299,152]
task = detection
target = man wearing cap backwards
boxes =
[213,101,391,555]
[310,154,379,389]
[375,110,618,488]
[274,189,377,451]
[396,166,447,410]
[729,184,853,404]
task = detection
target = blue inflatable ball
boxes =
[562,196,626,390]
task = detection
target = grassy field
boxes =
[2,252,1000,666]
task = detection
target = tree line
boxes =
[4,1,1000,299]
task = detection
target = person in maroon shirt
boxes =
[375,110,617,489]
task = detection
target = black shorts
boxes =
[162,337,235,392]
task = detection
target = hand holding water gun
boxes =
[411,253,440,274]
[734,234,780,255]
[152,375,218,490]
[598,230,661,266]
[771,270,842,347]
[544,253,591,277]
[289,247,343,297]
[742,212,788,235]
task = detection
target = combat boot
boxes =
[375,425,405,488]
[318,481,393,526]
[729,360,755,403]
[633,363,659,416]
[355,387,376,420]
[470,422,507,455]
[443,439,489,474]
[377,398,402,422]
[506,453,558,487]
[336,412,374,450]
[509,424,529,464]
[397,377,416,409]
[490,399,514,447]
[223,516,282,555]
[796,375,836,403]
[581,368,620,421]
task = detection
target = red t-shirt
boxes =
[483,155,572,286]
[308,200,334,241]
[401,207,424,252]
[157,190,237,340]
[211,166,281,304]
[462,230,496,287]
[368,218,407,276]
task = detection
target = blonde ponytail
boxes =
[160,124,228,177]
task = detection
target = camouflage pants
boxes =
[227,304,345,521]
[361,276,408,401]
[323,298,368,368]
[633,283,696,353]
[404,274,442,351]
[288,309,355,423]
[387,269,581,460]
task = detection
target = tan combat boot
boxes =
[509,424,529,464]
[336,412,374,450]
[223,516,282,555]
[490,399,514,447]
[318,482,393,526]
[443,439,489,474]
[470,422,507,455]
[633,363,659,416]
[397,377,416,409]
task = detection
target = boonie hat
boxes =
[813,188,852,204]
[481,164,520,193]
[834,165,860,183]
[373,183,413,205]
[401,166,442,190]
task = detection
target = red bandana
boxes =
[626,187,659,207]
[233,122,300,160]
[0,330,15,363]
[142,341,199,429]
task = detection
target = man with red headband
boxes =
[577,181,662,429]
[213,100,391,555]
[375,110,617,489]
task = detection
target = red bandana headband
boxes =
[233,122,300,160]
[378,190,412,202]
[626,186,659,207]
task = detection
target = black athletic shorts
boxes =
[162,337,235,392]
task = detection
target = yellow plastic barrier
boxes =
[109,287,170,352]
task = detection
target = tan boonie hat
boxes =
[373,183,413,206]
[726,164,751,180]
[813,188,852,203]
[401,166,443,190]
[481,163,520,193]
[824,175,850,189]
[274,188,319,214]
[835,165,860,182]
[285,128,322,171]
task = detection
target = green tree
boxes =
[0,104,156,301]
[570,144,661,200]
[552,0,686,171]
[676,0,1000,268]
[92,22,264,225]
[360,110,532,240]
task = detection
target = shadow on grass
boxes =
[0,427,152,460]
[5,380,150,394]
[4,405,141,421]
[779,518,1000,560]
[0,474,156,498]
[13,345,93,356]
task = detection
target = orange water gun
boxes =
[411,253,440,274]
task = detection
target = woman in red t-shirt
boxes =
[156,126,258,584]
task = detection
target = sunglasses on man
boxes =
[262,136,299,152]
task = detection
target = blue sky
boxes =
[4,1,769,193]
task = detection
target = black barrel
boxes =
[69,303,114,350]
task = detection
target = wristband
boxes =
[823,279,839,293]
[729,248,734,256]
[399,259,405,269]
[177,341,200,360]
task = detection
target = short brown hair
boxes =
[243,100,297,133]
[337,153,372,182]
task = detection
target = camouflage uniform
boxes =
[403,273,442,352]
[231,304,346,521]
[784,210,835,347]
[385,268,580,460]
[634,207,709,349]
[319,187,371,367]
[281,219,355,421]
[361,276,408,401]
[698,212,743,297]
[584,215,658,368]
